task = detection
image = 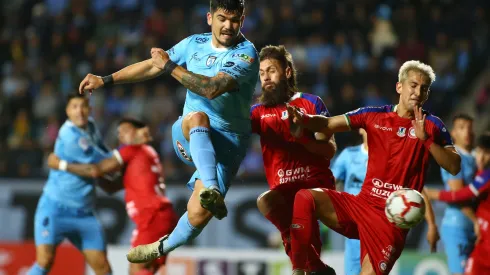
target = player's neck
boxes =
[394,104,415,119]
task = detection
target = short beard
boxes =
[258,81,294,107]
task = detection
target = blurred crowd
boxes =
[0,0,488,180]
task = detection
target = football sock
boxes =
[134,270,153,275]
[27,263,48,275]
[265,201,293,258]
[161,212,203,254]
[189,127,218,191]
[291,189,316,271]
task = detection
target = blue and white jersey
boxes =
[440,146,477,228]
[167,33,259,134]
[331,144,368,195]
[43,118,112,209]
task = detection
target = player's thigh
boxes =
[34,197,64,249]
[256,189,288,216]
[441,225,473,274]
[67,215,106,252]
[83,249,111,275]
[181,111,211,138]
[360,254,376,275]
[307,188,342,229]
[187,179,214,227]
[345,239,362,275]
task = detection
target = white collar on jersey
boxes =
[210,40,232,52]
[288,93,301,102]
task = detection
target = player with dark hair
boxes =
[252,45,336,274]
[78,0,259,263]
[47,118,177,275]
[439,114,477,275]
[27,94,113,275]
[287,60,460,275]
[425,133,490,275]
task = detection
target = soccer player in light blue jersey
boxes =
[440,114,477,275]
[331,129,368,275]
[27,94,112,275]
[78,0,259,263]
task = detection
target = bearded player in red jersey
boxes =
[48,118,177,275]
[286,60,461,275]
[425,133,490,275]
[251,45,337,275]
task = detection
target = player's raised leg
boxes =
[180,111,226,218]
[83,250,112,275]
[290,189,341,274]
[359,255,376,275]
[127,179,213,263]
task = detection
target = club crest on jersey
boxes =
[408,127,417,139]
[206,56,217,67]
[78,137,90,151]
[281,110,288,120]
[397,127,406,137]
[176,141,192,162]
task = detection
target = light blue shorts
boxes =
[171,116,250,196]
[34,194,106,251]
[441,225,475,274]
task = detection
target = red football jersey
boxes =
[345,105,454,209]
[250,92,335,189]
[114,145,172,212]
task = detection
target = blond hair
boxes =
[398,60,436,85]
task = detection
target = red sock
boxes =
[291,189,316,271]
[265,201,293,259]
[307,222,327,271]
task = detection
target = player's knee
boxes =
[185,112,210,129]
[36,252,55,270]
[88,255,111,275]
[294,189,315,205]
[187,205,213,227]
[257,190,274,215]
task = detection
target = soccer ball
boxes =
[385,188,426,229]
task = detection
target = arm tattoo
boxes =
[181,72,236,99]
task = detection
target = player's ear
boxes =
[207,12,213,26]
[285,66,292,79]
[395,82,402,95]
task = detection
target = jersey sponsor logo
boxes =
[195,36,209,44]
[260,114,276,119]
[371,178,403,199]
[277,166,310,184]
[206,56,217,67]
[397,127,406,137]
[232,65,250,74]
[374,124,392,132]
[232,53,255,64]
[223,61,235,67]
[176,141,192,162]
[408,127,417,139]
[281,110,288,120]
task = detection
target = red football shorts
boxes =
[464,217,490,275]
[271,179,335,201]
[320,189,408,275]
[130,204,178,266]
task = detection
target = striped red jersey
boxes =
[250,92,335,190]
[345,105,454,209]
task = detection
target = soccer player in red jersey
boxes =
[286,60,461,275]
[48,118,177,275]
[252,45,337,275]
[425,133,490,275]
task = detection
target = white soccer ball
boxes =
[385,188,426,229]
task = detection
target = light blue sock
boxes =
[189,127,218,190]
[161,212,203,254]
[27,263,48,275]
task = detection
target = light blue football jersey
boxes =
[440,146,477,228]
[331,144,368,195]
[43,118,112,209]
[167,33,259,134]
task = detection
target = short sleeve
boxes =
[344,107,374,129]
[471,170,490,193]
[300,94,330,117]
[250,104,261,134]
[331,150,348,181]
[220,45,259,86]
[426,115,454,148]
[167,35,195,66]
[113,145,138,165]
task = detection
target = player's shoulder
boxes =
[424,111,448,131]
[297,92,321,104]
[59,120,81,140]
[227,35,258,60]
[346,105,394,116]
[188,33,211,45]
[250,103,264,114]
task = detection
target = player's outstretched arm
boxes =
[47,153,100,178]
[79,58,164,94]
[287,105,350,136]
[151,48,237,99]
